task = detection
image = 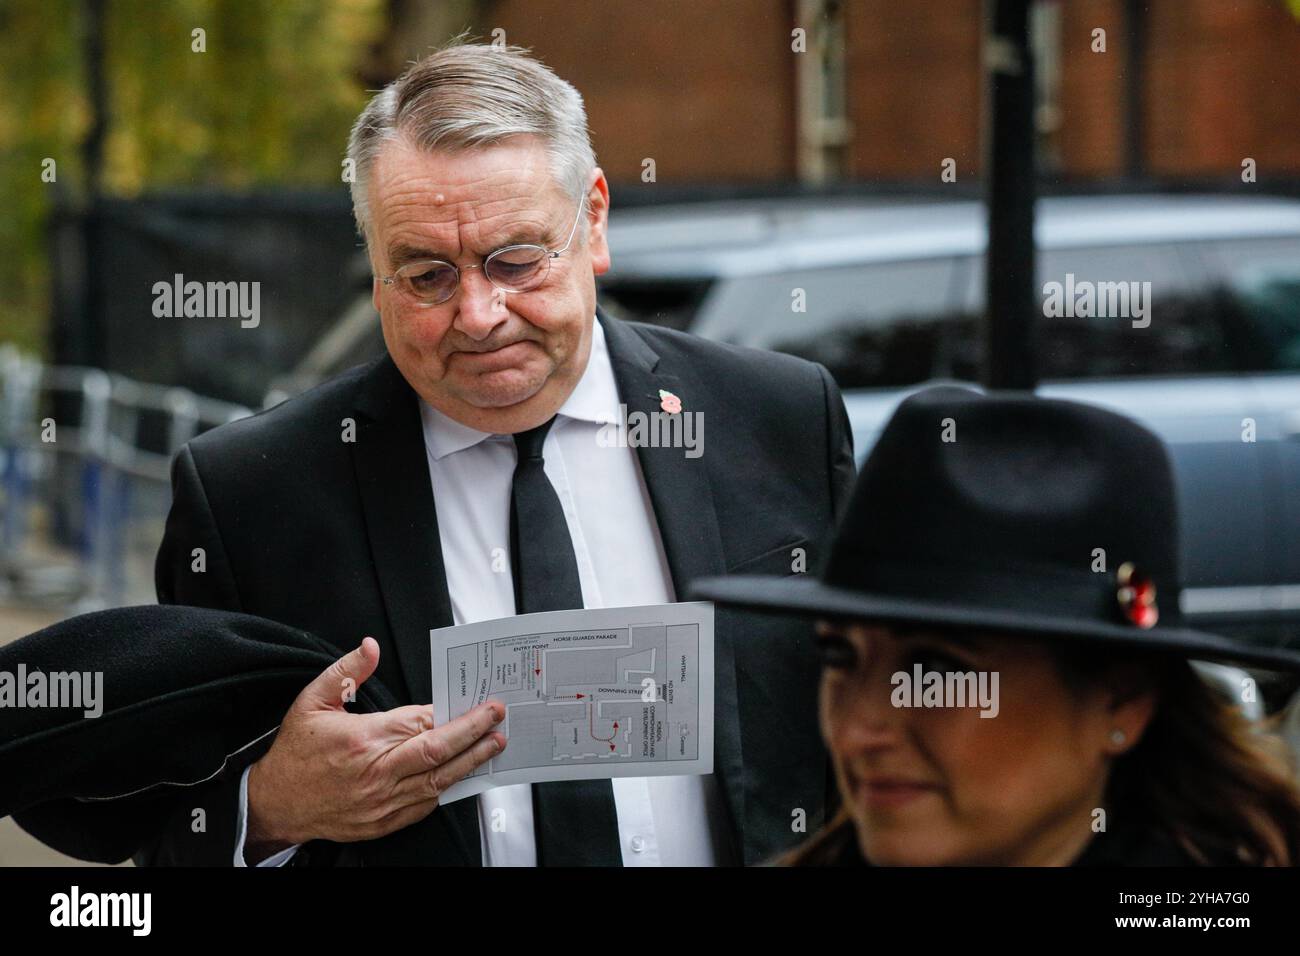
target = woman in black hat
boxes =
[694,386,1300,866]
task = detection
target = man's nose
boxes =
[452,266,507,341]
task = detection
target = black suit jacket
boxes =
[136,308,855,866]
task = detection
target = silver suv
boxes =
[601,194,1300,650]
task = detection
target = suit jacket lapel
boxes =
[599,309,747,859]
[350,354,481,865]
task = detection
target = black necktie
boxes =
[510,416,623,867]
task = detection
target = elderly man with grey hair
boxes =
[137,39,854,867]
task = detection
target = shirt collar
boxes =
[419,315,621,461]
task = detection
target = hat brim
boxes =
[692,574,1300,673]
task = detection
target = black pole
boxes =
[1122,0,1148,182]
[982,0,1037,391]
[80,0,107,200]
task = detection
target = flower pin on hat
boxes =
[658,389,682,414]
[1116,562,1158,629]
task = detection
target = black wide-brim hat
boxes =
[693,385,1300,673]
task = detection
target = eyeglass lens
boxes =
[401,246,550,303]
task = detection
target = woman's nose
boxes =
[828,672,907,752]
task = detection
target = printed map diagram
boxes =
[430,603,714,803]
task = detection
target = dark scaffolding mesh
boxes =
[50,190,371,408]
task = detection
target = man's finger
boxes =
[384,701,504,779]
[298,637,380,712]
[389,730,505,805]
[365,702,436,741]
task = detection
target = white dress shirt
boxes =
[235,318,734,866]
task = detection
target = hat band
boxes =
[825,554,1174,631]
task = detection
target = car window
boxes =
[692,258,970,388]
[597,277,715,331]
[954,242,1247,381]
[1202,238,1300,372]
[1031,243,1235,379]
[657,233,1300,387]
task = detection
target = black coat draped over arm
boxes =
[0,604,398,864]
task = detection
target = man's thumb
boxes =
[300,636,380,711]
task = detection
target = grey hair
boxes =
[346,37,597,254]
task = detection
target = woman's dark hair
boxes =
[783,637,1300,866]
[1053,645,1300,866]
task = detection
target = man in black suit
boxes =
[136,40,853,867]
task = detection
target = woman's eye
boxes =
[909,650,970,674]
[814,637,858,671]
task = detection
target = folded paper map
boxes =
[430,602,714,803]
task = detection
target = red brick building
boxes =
[380,0,1300,188]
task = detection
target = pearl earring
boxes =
[1109,729,1127,747]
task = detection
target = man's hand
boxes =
[244,637,505,862]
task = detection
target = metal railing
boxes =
[0,344,252,609]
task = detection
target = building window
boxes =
[796,0,851,184]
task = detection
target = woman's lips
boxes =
[854,778,941,810]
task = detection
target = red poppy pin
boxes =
[1116,562,1158,629]
[658,389,682,414]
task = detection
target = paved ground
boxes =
[1,474,162,865]
[1,604,122,867]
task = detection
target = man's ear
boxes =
[585,168,612,277]
[372,275,383,315]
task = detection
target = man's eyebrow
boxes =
[386,228,550,269]
[387,243,449,267]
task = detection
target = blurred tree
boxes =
[356,0,482,87]
[0,0,386,355]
